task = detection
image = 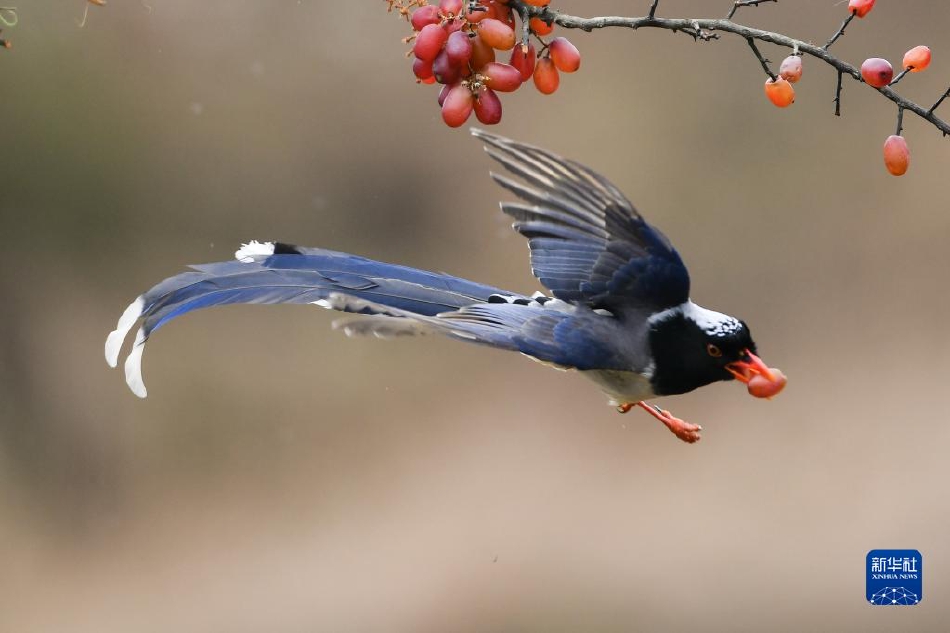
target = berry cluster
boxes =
[762,0,933,176]
[386,0,581,127]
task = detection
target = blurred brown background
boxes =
[2,1,949,631]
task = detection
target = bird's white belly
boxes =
[582,369,656,405]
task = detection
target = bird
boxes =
[105,130,786,443]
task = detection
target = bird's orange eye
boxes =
[706,343,722,357]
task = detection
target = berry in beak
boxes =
[726,349,787,399]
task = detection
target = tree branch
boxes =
[507,2,950,138]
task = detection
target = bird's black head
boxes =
[647,301,778,397]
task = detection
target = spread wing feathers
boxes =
[105,247,513,397]
[473,129,690,312]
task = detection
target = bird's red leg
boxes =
[616,401,702,443]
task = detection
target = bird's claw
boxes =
[620,401,703,444]
[662,414,702,444]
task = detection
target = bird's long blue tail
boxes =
[105,241,513,397]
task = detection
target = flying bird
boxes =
[105,130,785,443]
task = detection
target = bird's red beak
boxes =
[726,349,787,399]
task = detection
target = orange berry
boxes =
[848,0,875,18]
[763,77,795,107]
[549,37,580,73]
[533,57,559,94]
[529,17,554,36]
[883,135,910,176]
[903,46,931,72]
[478,18,516,51]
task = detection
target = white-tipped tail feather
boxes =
[234,240,275,263]
[105,296,144,368]
[124,328,148,398]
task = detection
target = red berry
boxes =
[529,17,554,36]
[438,83,452,106]
[410,5,440,31]
[860,57,893,88]
[883,135,910,176]
[414,23,448,62]
[474,86,503,124]
[478,18,516,51]
[778,55,802,83]
[903,45,931,72]
[443,17,465,34]
[471,34,496,69]
[533,57,559,94]
[463,4,491,23]
[848,0,875,18]
[763,77,795,107]
[442,84,474,127]
[445,30,473,65]
[509,43,536,82]
[549,37,580,73]
[439,0,463,15]
[412,57,434,81]
[480,61,522,92]
[432,49,463,84]
[522,0,548,6]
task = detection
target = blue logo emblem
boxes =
[867,549,922,605]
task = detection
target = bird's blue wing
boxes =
[431,303,627,371]
[474,130,690,313]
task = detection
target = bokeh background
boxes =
[2,1,949,630]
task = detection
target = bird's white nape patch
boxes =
[234,240,274,263]
[105,295,145,367]
[685,302,743,337]
[649,300,743,337]
[124,327,148,398]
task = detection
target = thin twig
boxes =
[834,69,843,116]
[648,1,659,19]
[895,106,905,136]
[889,68,910,87]
[746,37,776,80]
[927,88,950,115]
[727,0,777,21]
[505,2,950,137]
[824,11,854,50]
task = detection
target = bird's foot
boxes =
[618,401,702,444]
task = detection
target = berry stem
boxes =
[727,0,778,21]
[895,106,905,136]
[746,37,776,80]
[823,11,855,50]
[648,1,660,19]
[889,68,910,87]
[506,4,950,138]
